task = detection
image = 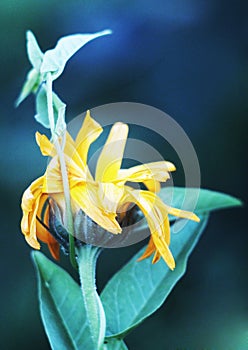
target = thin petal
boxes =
[152,250,161,264]
[137,236,156,261]
[95,122,129,182]
[166,206,200,222]
[75,110,103,165]
[152,232,175,269]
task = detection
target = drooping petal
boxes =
[152,250,161,264]
[21,177,44,249]
[75,110,103,165]
[95,122,129,182]
[36,194,60,260]
[124,189,171,241]
[122,188,175,268]
[152,231,175,269]
[70,183,122,234]
[137,236,156,261]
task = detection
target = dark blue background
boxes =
[0,1,247,349]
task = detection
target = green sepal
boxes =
[32,251,98,350]
[40,29,112,80]
[101,214,209,338]
[35,85,66,134]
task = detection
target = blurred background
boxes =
[0,0,247,349]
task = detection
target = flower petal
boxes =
[124,189,171,242]
[137,236,156,261]
[36,132,56,157]
[97,182,124,214]
[70,183,121,234]
[75,110,103,165]
[116,161,175,184]
[152,231,175,269]
[165,205,200,222]
[36,194,60,260]
[95,122,129,182]
[21,177,44,249]
[143,180,161,193]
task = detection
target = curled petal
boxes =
[116,161,175,184]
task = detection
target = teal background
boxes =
[0,1,247,349]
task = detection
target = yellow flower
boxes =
[21,111,199,269]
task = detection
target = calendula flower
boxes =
[21,111,199,269]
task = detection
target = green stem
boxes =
[46,72,77,269]
[77,245,106,350]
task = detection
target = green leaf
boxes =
[35,86,66,134]
[103,338,128,350]
[134,187,242,233]
[32,251,98,350]
[15,68,42,107]
[101,214,209,338]
[40,29,112,80]
[159,187,242,214]
[26,30,44,70]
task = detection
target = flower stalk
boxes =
[77,245,106,349]
[46,72,77,269]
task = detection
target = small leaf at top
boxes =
[15,68,42,107]
[26,30,44,70]
[40,29,112,80]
